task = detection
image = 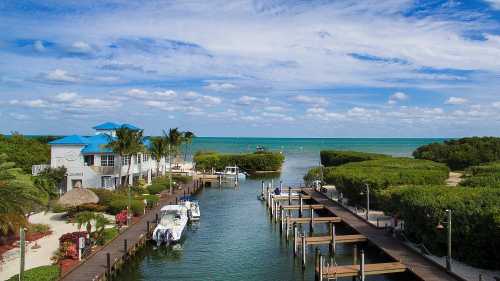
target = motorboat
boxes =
[216,166,246,179]
[152,205,188,246]
[180,195,201,221]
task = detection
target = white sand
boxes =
[0,212,114,281]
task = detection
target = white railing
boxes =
[32,164,50,176]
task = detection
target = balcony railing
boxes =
[32,164,50,176]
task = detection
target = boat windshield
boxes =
[160,210,181,225]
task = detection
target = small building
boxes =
[48,122,166,192]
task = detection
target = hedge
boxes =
[7,265,59,281]
[194,151,284,173]
[107,198,144,216]
[460,161,500,188]
[378,186,500,269]
[413,137,500,170]
[320,150,389,167]
[314,158,449,207]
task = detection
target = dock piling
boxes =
[124,239,128,256]
[299,194,303,218]
[293,223,298,256]
[315,247,320,281]
[360,250,365,281]
[319,255,324,281]
[310,208,314,233]
[280,206,284,233]
[106,253,111,278]
[146,221,150,235]
[288,187,292,205]
[353,244,358,265]
[301,232,306,269]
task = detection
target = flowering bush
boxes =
[115,210,127,227]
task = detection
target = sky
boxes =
[1,0,500,137]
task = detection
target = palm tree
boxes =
[106,127,144,187]
[0,154,47,234]
[182,131,196,161]
[148,137,168,177]
[106,127,144,225]
[164,128,183,194]
[75,211,96,234]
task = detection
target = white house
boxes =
[48,122,167,192]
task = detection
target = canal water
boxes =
[116,143,426,281]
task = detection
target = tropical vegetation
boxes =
[194,151,285,173]
[0,133,50,174]
[7,265,59,281]
[460,161,500,188]
[305,157,449,207]
[378,186,500,269]
[413,137,500,170]
[0,154,49,235]
[320,150,389,167]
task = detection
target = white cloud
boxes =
[45,69,79,83]
[9,113,29,120]
[236,95,268,105]
[71,41,93,53]
[445,97,468,105]
[493,101,500,108]
[9,99,49,108]
[388,92,408,104]
[291,95,328,105]
[34,40,45,52]
[485,0,500,9]
[264,106,287,112]
[204,82,237,91]
[51,92,78,102]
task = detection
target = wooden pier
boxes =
[287,216,341,224]
[59,181,202,281]
[281,204,324,210]
[318,262,406,278]
[305,189,463,281]
[297,234,367,245]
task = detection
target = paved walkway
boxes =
[305,189,462,281]
[60,184,198,281]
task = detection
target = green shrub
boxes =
[460,161,500,188]
[0,134,50,174]
[66,203,107,217]
[317,158,449,207]
[28,223,50,234]
[379,186,500,269]
[89,188,117,206]
[142,194,159,208]
[303,166,322,184]
[7,265,59,281]
[194,151,284,172]
[413,137,500,170]
[320,150,389,167]
[147,183,166,195]
[97,227,119,245]
[107,198,144,216]
[50,202,68,213]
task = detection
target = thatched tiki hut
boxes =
[58,188,99,207]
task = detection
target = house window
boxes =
[143,154,148,162]
[84,155,94,166]
[101,176,114,188]
[122,156,131,166]
[137,154,141,164]
[101,155,115,166]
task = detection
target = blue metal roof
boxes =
[49,135,88,145]
[92,122,121,130]
[93,122,141,131]
[81,134,114,154]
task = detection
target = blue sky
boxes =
[1,0,500,137]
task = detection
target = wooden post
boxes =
[147,221,150,235]
[310,208,314,233]
[266,184,270,206]
[280,206,284,234]
[106,252,111,277]
[175,197,178,204]
[329,223,336,256]
[288,187,292,205]
[319,255,324,281]
[360,250,365,281]
[124,239,128,255]
[315,247,320,281]
[299,193,303,218]
[293,223,298,256]
[286,216,290,239]
[377,217,380,228]
[261,181,264,197]
[301,232,306,269]
[353,244,358,265]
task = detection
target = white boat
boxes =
[180,196,201,221]
[152,205,188,246]
[216,166,246,179]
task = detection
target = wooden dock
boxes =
[273,195,311,200]
[59,182,201,281]
[287,216,341,224]
[281,204,324,210]
[298,234,367,245]
[305,189,463,281]
[318,262,406,278]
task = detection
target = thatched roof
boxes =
[58,188,99,207]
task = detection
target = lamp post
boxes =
[437,209,452,272]
[360,184,370,220]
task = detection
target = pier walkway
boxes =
[59,183,200,281]
[305,189,462,281]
